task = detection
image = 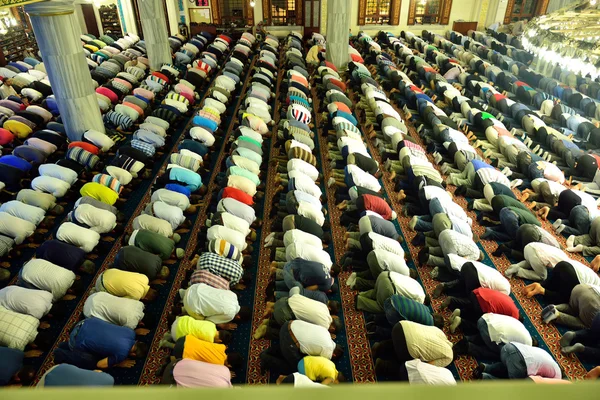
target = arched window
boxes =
[358,0,401,25]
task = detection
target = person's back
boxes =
[399,321,452,367]
[510,342,561,379]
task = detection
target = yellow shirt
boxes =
[102,269,150,300]
[80,182,119,206]
[173,316,217,342]
[302,356,338,382]
[4,120,32,139]
[182,335,227,365]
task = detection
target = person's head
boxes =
[243,254,252,268]
[69,278,85,295]
[242,270,252,283]
[478,251,485,261]
[235,306,251,322]
[322,232,331,243]
[144,287,159,302]
[591,255,600,272]
[330,264,341,277]
[13,366,36,385]
[33,330,54,350]
[332,344,344,359]
[140,313,157,328]
[226,352,243,369]
[532,337,539,347]
[79,260,96,275]
[433,313,444,329]
[423,294,431,306]
[48,302,68,319]
[217,330,232,345]
[518,312,524,322]
[198,185,208,196]
[329,282,339,294]
[409,268,418,279]
[335,371,346,383]
[130,341,149,358]
[157,266,170,279]
[329,315,342,333]
[327,300,340,315]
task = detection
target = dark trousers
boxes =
[447,291,483,334]
[548,190,582,220]
[542,261,580,304]
[444,262,482,297]
[373,323,412,379]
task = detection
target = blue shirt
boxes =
[0,347,23,385]
[471,159,493,172]
[43,364,114,387]
[335,111,358,126]
[0,155,32,172]
[36,240,86,272]
[179,139,208,157]
[168,167,202,191]
[192,116,218,133]
[165,183,191,198]
[69,317,136,367]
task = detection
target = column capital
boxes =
[24,1,75,17]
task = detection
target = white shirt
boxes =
[389,272,426,303]
[207,225,247,250]
[367,232,404,257]
[56,222,100,253]
[482,313,532,346]
[288,159,319,181]
[289,320,336,359]
[106,166,133,185]
[38,164,78,186]
[291,174,322,199]
[227,175,257,196]
[446,254,510,294]
[0,201,46,226]
[371,249,410,276]
[283,229,322,248]
[0,212,36,245]
[190,127,215,146]
[73,203,117,234]
[285,243,332,270]
[0,286,53,319]
[297,202,325,226]
[21,259,76,301]
[31,176,71,198]
[151,188,190,211]
[524,243,570,270]
[83,292,145,330]
[405,359,456,385]
[511,342,561,379]
[346,164,381,192]
[183,283,240,324]
[219,212,251,236]
[149,201,185,230]
[292,372,329,388]
[287,293,332,329]
[423,186,452,202]
[570,260,600,287]
[133,214,173,238]
[83,129,115,152]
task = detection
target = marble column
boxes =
[137,0,172,71]
[325,0,349,70]
[25,1,105,141]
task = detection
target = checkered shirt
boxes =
[196,252,243,285]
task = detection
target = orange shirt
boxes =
[182,335,227,365]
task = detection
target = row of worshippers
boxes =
[154,31,280,388]
[361,29,596,380]
[415,28,600,367]
[252,32,349,388]
[0,30,226,387]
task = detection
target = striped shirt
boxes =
[93,173,123,194]
[170,154,200,172]
[131,139,156,157]
[189,269,230,291]
[103,111,133,130]
[390,294,434,326]
[66,147,100,170]
[288,147,316,167]
[207,239,244,264]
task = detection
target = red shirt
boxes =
[0,128,14,145]
[473,288,519,319]
[360,194,392,220]
[221,186,253,206]
[68,141,100,155]
[329,78,346,92]
[325,61,337,72]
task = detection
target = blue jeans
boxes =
[482,343,527,379]
[414,215,433,232]
[562,205,590,236]
[481,209,518,242]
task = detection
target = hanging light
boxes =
[250,0,255,7]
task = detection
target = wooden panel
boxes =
[452,20,477,35]
[81,3,100,37]
[440,0,452,25]
[390,0,401,25]
[295,0,303,26]
[211,0,220,24]
[536,0,549,16]
[504,0,515,23]
[262,0,270,24]
[407,0,416,25]
[357,0,366,25]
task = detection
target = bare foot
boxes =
[520,192,530,203]
[538,206,550,220]
[397,190,406,202]
[524,282,545,298]
[527,201,537,210]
